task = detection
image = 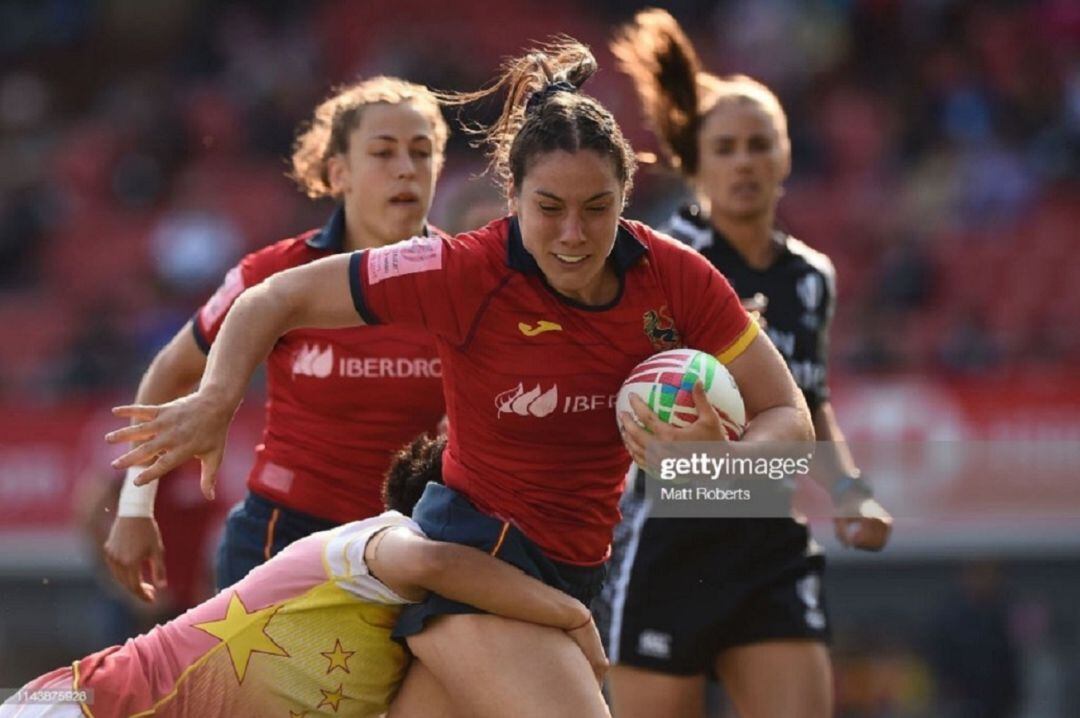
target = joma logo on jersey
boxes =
[643,305,681,350]
[495,383,618,418]
[518,320,563,337]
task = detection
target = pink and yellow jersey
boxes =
[350,217,757,565]
[5,513,421,717]
[194,207,446,523]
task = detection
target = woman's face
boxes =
[511,149,624,306]
[695,101,790,222]
[330,101,441,245]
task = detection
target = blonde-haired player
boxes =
[598,9,892,718]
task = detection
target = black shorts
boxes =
[594,488,829,676]
[393,483,607,640]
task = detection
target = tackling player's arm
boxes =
[104,323,206,602]
[366,528,607,682]
[107,254,360,497]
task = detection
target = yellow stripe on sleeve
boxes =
[715,319,760,365]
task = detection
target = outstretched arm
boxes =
[366,528,607,682]
[106,254,361,497]
[104,322,206,602]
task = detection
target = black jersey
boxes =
[667,204,836,411]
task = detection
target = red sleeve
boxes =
[349,231,497,345]
[651,227,759,364]
[191,245,289,353]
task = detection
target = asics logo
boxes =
[518,320,563,337]
[495,383,559,417]
[292,344,333,378]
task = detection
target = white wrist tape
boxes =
[117,466,159,517]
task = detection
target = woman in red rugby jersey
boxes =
[103,76,450,600]
[107,40,812,717]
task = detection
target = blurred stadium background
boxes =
[1,1,1078,715]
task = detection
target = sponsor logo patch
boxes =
[292,344,334,378]
[495,383,559,417]
[367,236,444,285]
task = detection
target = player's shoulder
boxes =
[664,204,714,251]
[332,511,424,544]
[451,215,512,256]
[325,512,424,575]
[621,217,714,272]
[241,230,324,275]
[325,512,426,604]
[444,216,519,280]
[623,217,685,253]
[783,234,836,283]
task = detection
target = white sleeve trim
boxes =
[326,512,426,605]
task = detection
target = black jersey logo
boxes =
[643,305,682,351]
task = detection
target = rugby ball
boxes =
[616,349,746,439]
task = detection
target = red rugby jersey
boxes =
[194,208,445,523]
[350,217,756,565]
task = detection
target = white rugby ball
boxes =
[616,349,746,439]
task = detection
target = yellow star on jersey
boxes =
[317,684,351,713]
[193,591,289,684]
[320,639,355,674]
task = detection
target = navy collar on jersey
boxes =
[505,216,647,276]
[306,205,431,251]
[306,205,347,251]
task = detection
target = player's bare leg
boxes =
[608,665,706,718]
[386,660,457,718]
[714,640,832,718]
[405,613,610,718]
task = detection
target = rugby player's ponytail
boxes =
[612,8,791,178]
[611,8,703,175]
[441,37,637,201]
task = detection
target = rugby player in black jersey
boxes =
[597,10,893,718]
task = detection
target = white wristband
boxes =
[117,466,159,517]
